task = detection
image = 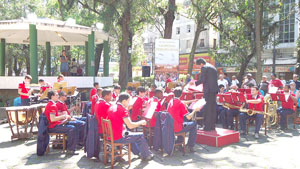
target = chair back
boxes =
[101,117,114,143]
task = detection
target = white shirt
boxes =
[231,79,239,86]
[218,79,228,88]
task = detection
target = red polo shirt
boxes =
[56,100,70,115]
[40,82,51,93]
[95,99,111,134]
[91,94,100,115]
[281,92,296,110]
[147,97,161,127]
[107,103,129,140]
[90,87,97,101]
[148,91,155,98]
[131,97,144,121]
[18,81,30,99]
[167,98,188,132]
[246,94,264,111]
[269,79,283,88]
[44,101,62,128]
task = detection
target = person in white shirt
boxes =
[231,75,239,87]
[218,74,229,90]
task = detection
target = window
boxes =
[176,27,180,35]
[187,25,191,33]
[200,39,205,47]
[279,0,295,43]
[186,40,191,49]
[213,39,217,49]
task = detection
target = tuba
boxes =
[264,94,278,126]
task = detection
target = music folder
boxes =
[188,99,206,110]
[53,82,68,91]
[223,94,234,104]
[62,86,76,95]
[143,102,158,119]
[238,93,247,103]
[217,94,224,103]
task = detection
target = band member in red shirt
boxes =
[148,84,156,98]
[167,87,198,153]
[95,89,112,135]
[91,88,102,115]
[239,86,264,139]
[44,90,78,155]
[147,88,164,127]
[126,86,134,96]
[107,93,153,161]
[112,85,121,101]
[226,87,243,130]
[165,73,172,93]
[38,79,51,94]
[269,73,283,89]
[131,87,146,121]
[56,91,85,144]
[18,75,32,106]
[90,82,99,101]
[277,84,297,130]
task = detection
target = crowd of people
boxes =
[60,50,83,76]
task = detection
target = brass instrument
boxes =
[239,107,270,116]
[264,94,278,126]
[223,102,244,110]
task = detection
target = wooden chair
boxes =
[286,105,297,129]
[142,120,154,149]
[174,132,186,156]
[101,118,131,169]
[246,116,267,135]
[46,133,66,155]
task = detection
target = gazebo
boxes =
[0,17,111,83]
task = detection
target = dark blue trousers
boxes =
[239,113,264,133]
[277,107,294,129]
[114,132,151,159]
[176,121,197,148]
[67,120,85,143]
[218,106,228,128]
[48,124,78,151]
[21,98,30,106]
[227,109,240,130]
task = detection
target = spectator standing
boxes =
[231,75,239,87]
[224,73,231,87]
[217,74,229,90]
[269,73,283,89]
[259,76,269,96]
[70,58,78,76]
[60,50,69,76]
[289,74,300,90]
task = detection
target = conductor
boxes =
[195,58,218,131]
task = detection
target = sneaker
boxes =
[254,133,259,139]
[66,150,79,155]
[142,154,154,161]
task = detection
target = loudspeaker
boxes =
[142,66,151,77]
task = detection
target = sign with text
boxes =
[179,53,215,74]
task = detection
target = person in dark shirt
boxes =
[289,74,300,90]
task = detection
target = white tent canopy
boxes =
[0,18,109,46]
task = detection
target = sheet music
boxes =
[189,99,206,110]
[143,102,158,119]
[188,84,203,92]
[284,93,289,102]
[269,87,278,94]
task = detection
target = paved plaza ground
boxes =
[0,122,300,169]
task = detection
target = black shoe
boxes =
[189,147,196,153]
[67,150,79,155]
[142,154,154,161]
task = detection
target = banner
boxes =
[179,53,215,74]
[154,39,180,86]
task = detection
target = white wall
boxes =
[0,76,113,89]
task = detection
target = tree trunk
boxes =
[7,53,12,76]
[163,0,176,39]
[255,0,262,83]
[128,30,133,82]
[13,55,22,76]
[188,20,203,75]
[58,0,65,21]
[95,44,103,76]
[237,53,254,85]
[118,8,131,90]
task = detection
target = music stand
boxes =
[62,86,76,96]
[238,93,247,103]
[217,94,224,103]
[167,82,177,90]
[231,92,239,102]
[270,93,279,101]
[40,88,49,100]
[53,82,67,91]
[223,94,234,104]
[143,102,158,119]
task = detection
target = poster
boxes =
[179,53,215,74]
[154,39,180,87]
